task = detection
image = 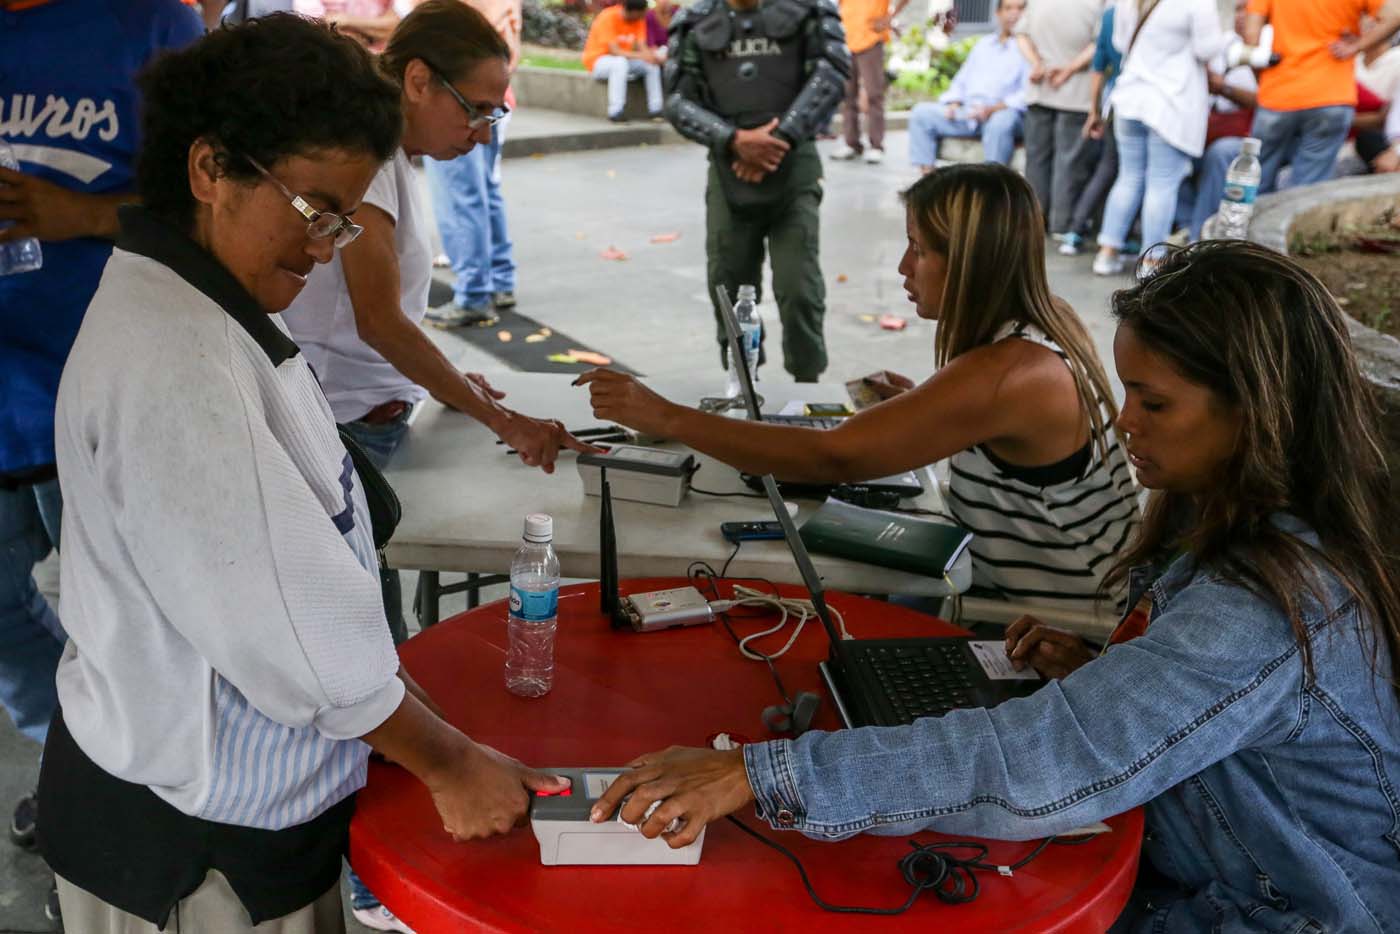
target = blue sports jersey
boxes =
[0,0,202,478]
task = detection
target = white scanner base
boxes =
[529,768,706,866]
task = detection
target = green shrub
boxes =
[521,52,587,71]
[888,32,978,107]
[523,0,590,50]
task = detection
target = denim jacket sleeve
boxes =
[743,574,1316,841]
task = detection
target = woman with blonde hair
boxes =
[579,163,1139,618]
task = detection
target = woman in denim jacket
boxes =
[592,241,1400,931]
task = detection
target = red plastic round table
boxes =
[351,578,1142,933]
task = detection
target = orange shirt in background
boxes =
[841,0,891,55]
[1246,0,1386,111]
[583,5,649,71]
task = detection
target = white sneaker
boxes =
[829,142,860,160]
[863,148,885,164]
[353,905,417,933]
[1057,233,1084,256]
[1091,252,1127,277]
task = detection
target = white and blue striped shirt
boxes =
[54,233,404,831]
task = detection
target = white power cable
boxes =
[709,585,849,661]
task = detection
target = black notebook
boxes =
[798,497,973,579]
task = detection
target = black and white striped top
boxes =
[946,324,1140,616]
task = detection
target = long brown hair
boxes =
[380,0,509,84]
[901,164,1120,463]
[1105,240,1400,699]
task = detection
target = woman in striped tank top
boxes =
[579,163,1139,619]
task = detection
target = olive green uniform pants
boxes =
[705,141,828,382]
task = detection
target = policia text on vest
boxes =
[664,0,850,382]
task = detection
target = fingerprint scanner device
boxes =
[598,468,714,632]
[716,285,1042,727]
[578,445,695,507]
[530,768,706,866]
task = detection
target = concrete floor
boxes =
[0,127,1129,934]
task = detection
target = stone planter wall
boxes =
[1249,174,1400,481]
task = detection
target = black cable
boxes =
[688,464,765,499]
[690,485,765,499]
[719,540,742,578]
[726,817,1061,914]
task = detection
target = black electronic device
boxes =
[720,520,786,544]
[599,467,714,633]
[599,468,629,629]
[716,286,1042,727]
[740,472,924,501]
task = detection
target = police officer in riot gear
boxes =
[665,0,849,382]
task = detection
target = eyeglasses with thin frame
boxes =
[424,62,511,129]
[245,156,364,249]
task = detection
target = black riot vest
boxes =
[695,0,809,129]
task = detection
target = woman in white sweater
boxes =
[39,16,566,933]
[1093,0,1225,277]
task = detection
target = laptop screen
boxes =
[714,286,843,651]
[715,286,763,422]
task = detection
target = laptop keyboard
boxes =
[865,644,978,721]
[762,414,843,430]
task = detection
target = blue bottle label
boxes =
[1223,182,1257,206]
[510,585,558,622]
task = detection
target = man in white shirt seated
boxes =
[907,0,1029,172]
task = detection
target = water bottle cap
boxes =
[1241,137,1261,156]
[523,513,553,543]
[737,284,757,300]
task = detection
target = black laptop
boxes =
[717,302,923,499]
[715,286,1042,727]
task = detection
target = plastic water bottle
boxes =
[1215,138,1262,240]
[0,140,42,276]
[724,284,762,398]
[505,513,560,698]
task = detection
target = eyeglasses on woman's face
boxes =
[245,155,364,249]
[425,62,511,129]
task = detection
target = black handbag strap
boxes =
[1126,0,1163,59]
[337,426,401,554]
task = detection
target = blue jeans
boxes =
[424,117,517,310]
[340,409,411,471]
[1098,118,1193,255]
[907,103,1023,168]
[0,478,66,746]
[590,55,663,118]
[349,869,379,912]
[1251,104,1353,193]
